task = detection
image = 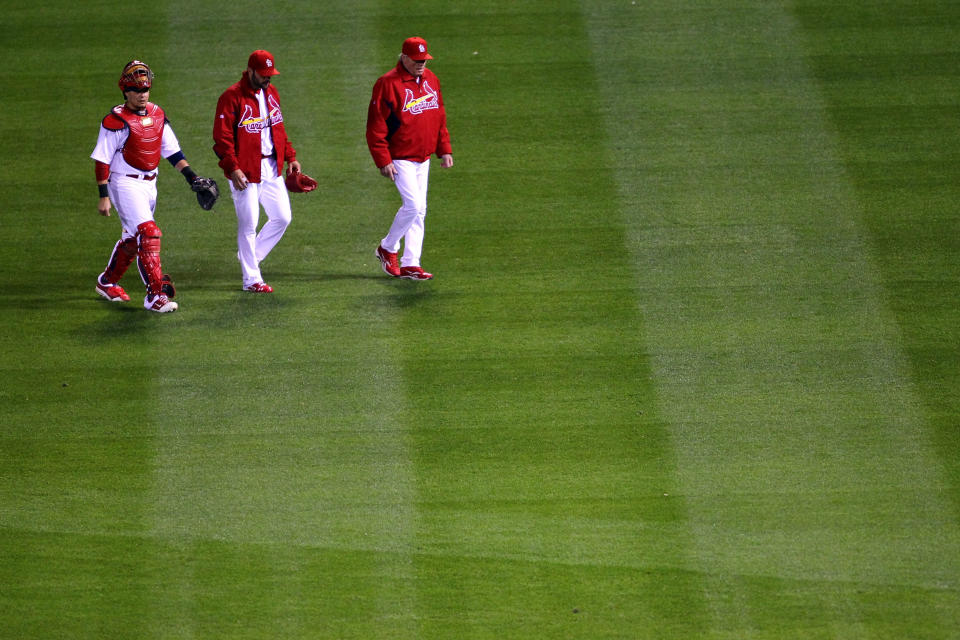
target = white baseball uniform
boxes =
[228,86,292,287]
[91,117,183,238]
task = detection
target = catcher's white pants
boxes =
[108,173,158,239]
[381,158,430,268]
[230,157,292,287]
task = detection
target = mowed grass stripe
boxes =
[586,0,960,636]
[136,3,424,635]
[370,3,712,636]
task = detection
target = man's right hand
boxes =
[379,163,398,182]
[231,169,249,191]
[98,196,112,217]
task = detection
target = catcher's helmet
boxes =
[118,60,153,91]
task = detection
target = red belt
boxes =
[125,173,156,181]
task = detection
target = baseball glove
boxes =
[285,171,318,193]
[190,176,220,210]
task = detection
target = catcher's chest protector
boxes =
[115,103,166,171]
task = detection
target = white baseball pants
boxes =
[230,157,292,287]
[381,158,430,268]
[108,173,157,239]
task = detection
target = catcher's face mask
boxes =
[119,60,154,92]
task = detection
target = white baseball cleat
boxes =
[144,294,178,313]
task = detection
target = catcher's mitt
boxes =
[285,171,318,193]
[191,176,220,210]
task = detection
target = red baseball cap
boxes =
[402,37,433,61]
[248,50,279,76]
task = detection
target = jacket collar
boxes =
[395,60,421,82]
[240,70,266,97]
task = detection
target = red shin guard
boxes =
[102,236,138,284]
[136,221,165,296]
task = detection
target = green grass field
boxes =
[1,1,958,638]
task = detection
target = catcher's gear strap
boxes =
[136,221,164,295]
[160,274,176,298]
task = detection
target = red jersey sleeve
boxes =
[365,77,394,168]
[213,90,240,176]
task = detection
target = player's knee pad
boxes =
[136,221,162,253]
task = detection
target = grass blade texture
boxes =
[0,1,958,638]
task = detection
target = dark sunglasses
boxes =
[125,86,150,94]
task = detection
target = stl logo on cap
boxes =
[402,36,433,61]
[248,49,280,76]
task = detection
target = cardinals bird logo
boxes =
[238,96,284,133]
[403,81,439,114]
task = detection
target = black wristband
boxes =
[182,167,198,184]
[98,183,109,198]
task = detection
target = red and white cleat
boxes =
[144,294,178,313]
[399,266,433,280]
[96,277,130,302]
[243,282,274,293]
[375,245,401,277]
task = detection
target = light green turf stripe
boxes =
[142,3,418,636]
[584,0,959,633]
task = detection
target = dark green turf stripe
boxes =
[790,0,960,520]
[587,0,960,636]
[370,3,710,637]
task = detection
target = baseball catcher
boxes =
[285,170,318,193]
[91,58,221,313]
[190,175,220,209]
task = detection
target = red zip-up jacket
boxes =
[366,62,452,169]
[213,72,296,183]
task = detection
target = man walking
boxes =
[92,59,218,313]
[367,36,453,280]
[213,50,303,293]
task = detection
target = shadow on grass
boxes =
[77,301,166,339]
[359,278,444,311]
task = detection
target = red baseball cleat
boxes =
[375,245,401,277]
[96,277,130,302]
[244,282,274,293]
[399,266,433,280]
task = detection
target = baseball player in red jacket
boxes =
[213,50,302,293]
[367,37,453,280]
